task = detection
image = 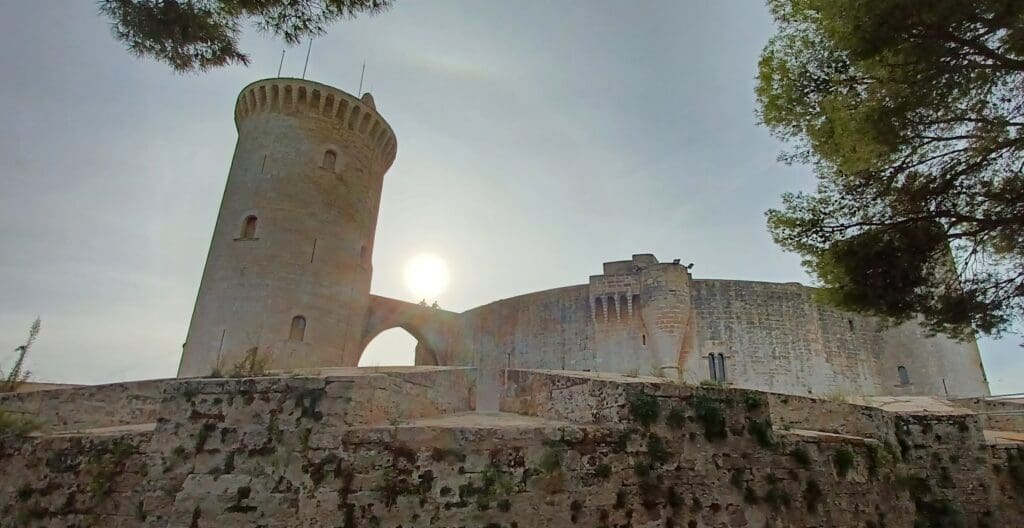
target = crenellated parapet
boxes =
[234,78,397,168]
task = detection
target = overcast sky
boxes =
[0,1,1020,393]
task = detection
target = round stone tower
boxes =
[177,78,397,377]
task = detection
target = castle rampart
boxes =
[1,369,1019,526]
[443,255,990,399]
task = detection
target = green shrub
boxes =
[790,446,812,468]
[538,445,563,473]
[594,463,612,479]
[665,405,687,430]
[0,410,42,436]
[665,486,683,509]
[614,488,627,509]
[1008,448,1024,490]
[85,439,136,502]
[865,442,895,476]
[763,486,791,510]
[747,418,775,448]
[613,429,634,453]
[646,433,671,465]
[743,393,765,411]
[834,447,856,477]
[729,469,745,489]
[2,318,40,393]
[804,479,823,512]
[693,395,727,441]
[633,460,652,479]
[627,392,661,428]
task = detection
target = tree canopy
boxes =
[99,0,393,73]
[757,0,1024,338]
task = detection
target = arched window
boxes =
[241,215,258,239]
[708,354,718,381]
[289,316,306,341]
[322,150,337,171]
[897,366,910,385]
[595,297,604,319]
[716,354,727,382]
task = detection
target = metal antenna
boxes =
[301,40,313,79]
[358,61,366,94]
[277,50,285,77]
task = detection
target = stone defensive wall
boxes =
[0,378,171,433]
[2,368,1022,527]
[951,396,1024,433]
[431,255,990,400]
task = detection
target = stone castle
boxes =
[179,77,988,402]
[1,78,1021,528]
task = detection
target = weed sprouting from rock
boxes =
[834,447,856,477]
[747,418,775,448]
[790,446,812,468]
[627,391,661,428]
[692,395,727,441]
[666,405,687,430]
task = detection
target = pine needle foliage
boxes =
[99,0,394,73]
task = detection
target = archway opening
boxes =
[359,327,419,367]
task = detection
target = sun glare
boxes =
[404,253,450,301]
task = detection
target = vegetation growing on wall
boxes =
[627,391,661,428]
[1,318,40,393]
[692,395,728,441]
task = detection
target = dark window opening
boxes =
[290,316,306,341]
[897,366,910,385]
[595,297,604,319]
[241,215,258,239]
[709,353,727,382]
[642,334,646,346]
[322,150,337,171]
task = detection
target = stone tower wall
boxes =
[178,78,396,377]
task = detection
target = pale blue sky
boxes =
[0,1,1019,393]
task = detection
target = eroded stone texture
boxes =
[1,369,1021,527]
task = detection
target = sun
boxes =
[404,253,450,301]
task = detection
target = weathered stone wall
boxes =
[451,256,990,400]
[1,370,1020,528]
[875,319,989,399]
[455,285,594,372]
[952,397,1024,432]
[0,432,152,526]
[0,378,170,432]
[688,279,883,396]
[764,392,896,443]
